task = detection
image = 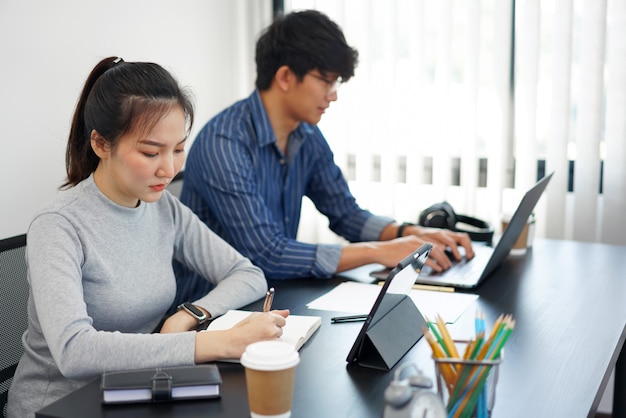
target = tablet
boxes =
[346,244,432,370]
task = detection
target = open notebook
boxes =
[204,310,321,357]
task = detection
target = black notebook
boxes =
[101,364,221,404]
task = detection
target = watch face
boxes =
[409,392,447,418]
[180,303,207,323]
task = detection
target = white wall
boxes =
[0,0,269,239]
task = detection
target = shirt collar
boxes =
[248,89,315,149]
[249,90,276,147]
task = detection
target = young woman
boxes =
[7,57,288,418]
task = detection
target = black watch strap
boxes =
[177,302,208,324]
[397,222,415,238]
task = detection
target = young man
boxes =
[173,10,473,306]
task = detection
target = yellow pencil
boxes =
[376,282,455,293]
[436,314,461,359]
[412,283,456,293]
[423,328,457,390]
[462,338,475,360]
[486,314,505,342]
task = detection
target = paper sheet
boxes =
[306,281,478,323]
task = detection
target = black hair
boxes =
[63,56,194,188]
[255,9,359,90]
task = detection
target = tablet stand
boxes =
[356,294,426,370]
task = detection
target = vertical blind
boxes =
[282,0,626,246]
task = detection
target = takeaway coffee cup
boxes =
[241,340,300,418]
[502,212,535,254]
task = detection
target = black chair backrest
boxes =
[0,234,28,417]
[166,170,184,198]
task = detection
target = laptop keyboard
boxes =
[422,244,493,280]
[451,254,489,278]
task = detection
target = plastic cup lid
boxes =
[240,341,300,371]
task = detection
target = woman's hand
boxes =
[194,309,290,363]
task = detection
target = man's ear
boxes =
[90,130,111,160]
[274,65,294,92]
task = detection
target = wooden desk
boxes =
[36,239,626,418]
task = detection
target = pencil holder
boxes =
[433,345,502,418]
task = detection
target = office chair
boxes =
[0,234,28,417]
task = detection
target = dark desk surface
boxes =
[37,239,626,418]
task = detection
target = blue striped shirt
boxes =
[178,90,392,288]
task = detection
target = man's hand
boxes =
[408,225,475,265]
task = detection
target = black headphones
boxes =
[418,201,493,244]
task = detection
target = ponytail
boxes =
[63,57,122,188]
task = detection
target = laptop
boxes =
[346,244,432,370]
[371,171,554,289]
[412,171,554,289]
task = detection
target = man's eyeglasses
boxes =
[308,72,342,95]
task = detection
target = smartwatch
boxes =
[177,302,208,325]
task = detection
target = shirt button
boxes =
[279,159,286,164]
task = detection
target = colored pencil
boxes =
[423,327,457,392]
[435,314,461,359]
[423,311,514,418]
[425,316,452,357]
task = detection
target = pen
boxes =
[263,287,275,312]
[377,281,455,293]
[330,314,368,323]
[413,283,455,293]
